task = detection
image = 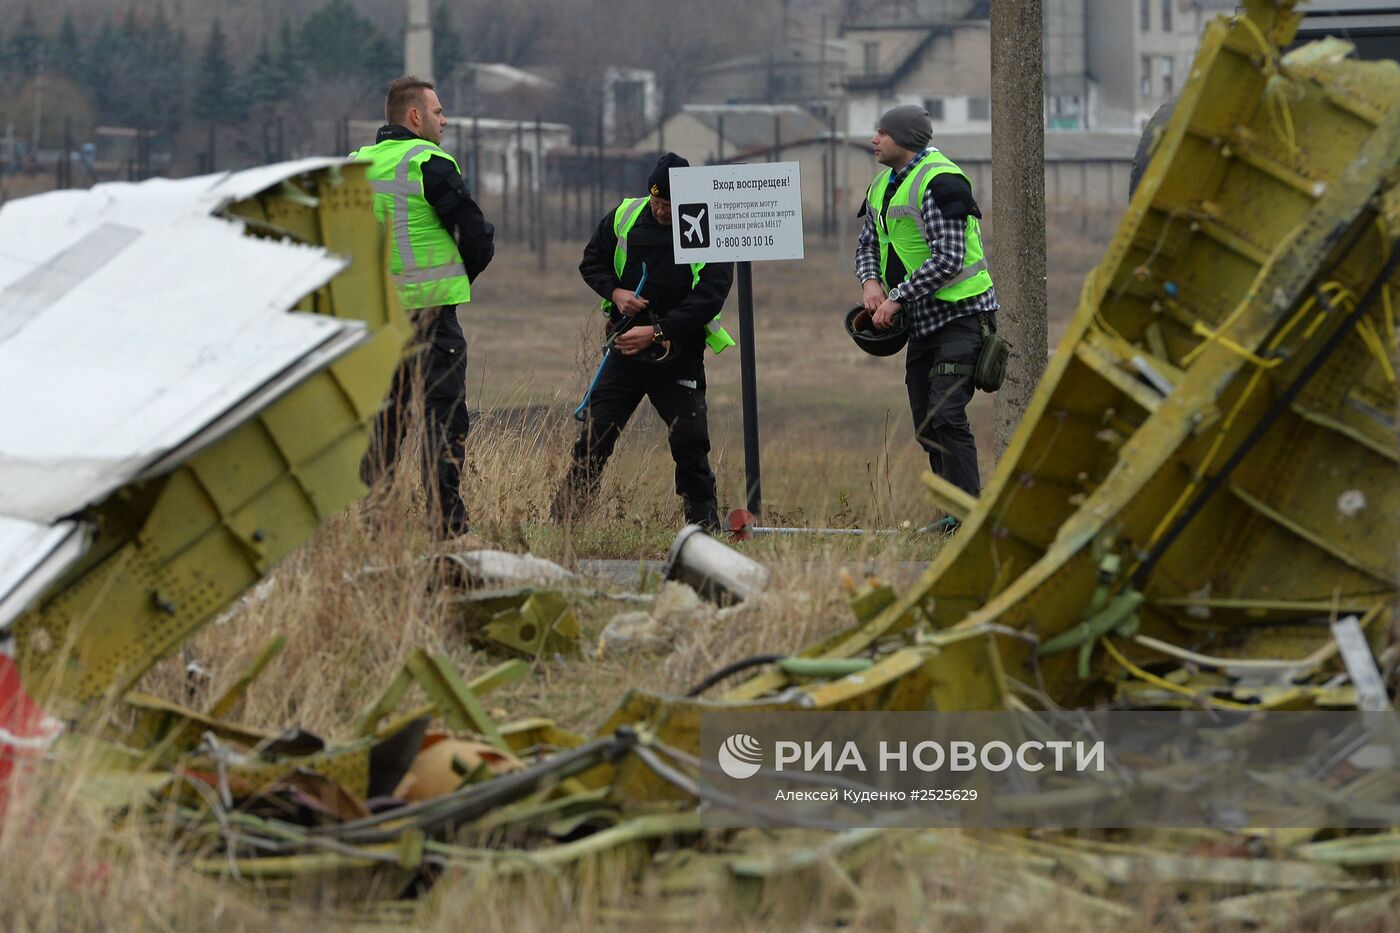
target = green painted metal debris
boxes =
[1,2,1396,926]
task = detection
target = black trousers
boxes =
[361,305,472,537]
[905,313,985,499]
[556,355,719,529]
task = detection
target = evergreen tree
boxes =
[83,18,118,122]
[83,14,144,128]
[10,7,43,76]
[276,19,306,89]
[362,29,402,83]
[243,36,282,111]
[52,14,84,83]
[433,4,464,85]
[192,19,243,124]
[144,12,190,137]
[244,30,302,161]
[246,23,304,108]
[300,0,399,82]
[102,11,147,128]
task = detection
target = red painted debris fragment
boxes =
[0,652,64,812]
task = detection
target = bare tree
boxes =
[452,0,554,65]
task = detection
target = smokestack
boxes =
[405,0,434,83]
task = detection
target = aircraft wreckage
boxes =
[1,1,1397,924]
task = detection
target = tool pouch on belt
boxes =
[931,315,1010,393]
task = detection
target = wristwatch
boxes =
[651,323,664,343]
[888,284,906,304]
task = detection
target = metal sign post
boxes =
[735,260,761,513]
[670,161,804,520]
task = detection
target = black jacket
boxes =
[579,200,733,364]
[372,124,494,282]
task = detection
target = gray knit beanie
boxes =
[878,104,933,151]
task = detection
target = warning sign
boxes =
[669,162,804,263]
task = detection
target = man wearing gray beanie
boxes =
[854,105,999,532]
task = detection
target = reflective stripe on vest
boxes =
[867,150,993,304]
[350,138,472,309]
[611,198,649,274]
[603,196,735,355]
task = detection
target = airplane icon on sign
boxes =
[682,207,706,244]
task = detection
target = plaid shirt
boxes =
[855,148,998,339]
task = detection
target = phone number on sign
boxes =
[716,234,776,249]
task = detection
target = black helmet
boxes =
[845,306,908,357]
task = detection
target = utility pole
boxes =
[990,0,1048,459]
[405,0,434,82]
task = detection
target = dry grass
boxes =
[1,222,1136,929]
[409,828,1165,933]
[0,747,314,931]
[149,452,944,740]
[462,225,1111,535]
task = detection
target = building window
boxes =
[1048,94,1082,129]
[1140,0,1151,31]
[863,41,880,75]
[967,96,990,121]
[1161,56,1174,97]
[613,80,646,141]
[1141,55,1153,97]
[1161,0,1173,31]
[925,97,945,121]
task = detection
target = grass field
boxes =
[3,218,1141,931]
[459,226,1109,538]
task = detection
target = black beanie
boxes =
[648,152,689,199]
[878,105,934,152]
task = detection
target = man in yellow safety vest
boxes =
[855,105,999,532]
[351,76,494,541]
